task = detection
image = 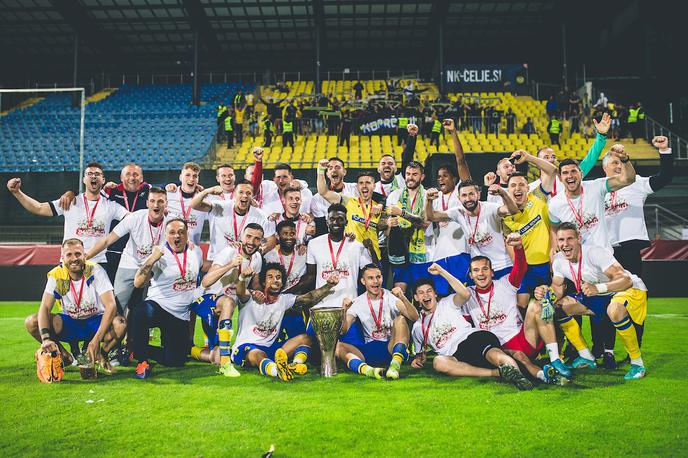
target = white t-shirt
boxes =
[166,190,208,247]
[145,246,203,320]
[460,276,522,345]
[259,179,311,210]
[386,188,435,262]
[52,193,128,264]
[264,248,307,291]
[604,176,653,245]
[206,245,263,297]
[112,209,166,269]
[261,187,313,217]
[234,294,297,348]
[347,290,400,343]
[429,188,467,260]
[374,174,405,199]
[306,234,372,309]
[206,191,235,259]
[206,201,274,260]
[45,263,113,319]
[411,296,478,356]
[446,201,512,271]
[310,182,359,217]
[551,246,647,293]
[548,177,612,251]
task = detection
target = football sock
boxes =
[631,357,644,366]
[218,319,233,365]
[190,345,203,361]
[612,315,642,360]
[578,348,595,360]
[391,342,409,368]
[545,343,560,362]
[557,315,589,352]
[259,358,278,377]
[536,370,545,381]
[347,357,375,377]
[293,345,310,364]
[605,349,614,355]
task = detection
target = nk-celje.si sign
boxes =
[444,64,528,92]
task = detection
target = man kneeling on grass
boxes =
[26,238,125,382]
[230,262,340,381]
[410,263,533,391]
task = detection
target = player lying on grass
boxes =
[534,223,649,380]
[26,238,125,379]
[410,264,533,391]
[229,262,340,381]
[336,264,419,380]
[460,233,572,383]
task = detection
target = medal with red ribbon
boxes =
[70,276,85,311]
[148,217,163,246]
[368,292,384,334]
[421,310,435,348]
[475,283,494,330]
[568,248,583,295]
[278,248,296,280]
[83,194,101,228]
[122,189,139,212]
[166,242,188,281]
[232,208,250,241]
[565,184,585,228]
[441,189,454,211]
[465,203,481,245]
[327,235,346,271]
[359,197,374,230]
[178,189,192,221]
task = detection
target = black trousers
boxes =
[283,132,294,148]
[614,240,649,278]
[263,133,272,147]
[226,131,234,148]
[129,300,189,367]
[235,123,243,143]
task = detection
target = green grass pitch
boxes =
[2,298,687,457]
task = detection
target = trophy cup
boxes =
[310,307,344,377]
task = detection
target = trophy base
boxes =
[320,354,338,377]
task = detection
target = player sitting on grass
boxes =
[230,262,340,381]
[534,223,649,380]
[460,233,572,384]
[337,264,419,380]
[26,238,125,380]
[410,264,533,390]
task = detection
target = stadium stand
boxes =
[0,83,253,172]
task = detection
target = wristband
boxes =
[659,148,672,155]
[595,283,608,294]
[238,274,249,282]
[620,157,629,163]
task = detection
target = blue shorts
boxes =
[466,266,512,286]
[360,339,392,367]
[434,253,471,295]
[191,293,219,348]
[393,261,433,290]
[567,294,612,323]
[306,318,365,347]
[279,312,307,341]
[57,314,102,342]
[518,263,551,295]
[231,340,282,366]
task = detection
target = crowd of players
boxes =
[7,113,674,389]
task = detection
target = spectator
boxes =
[521,117,536,135]
[505,108,516,134]
[594,92,608,108]
[353,81,364,100]
[545,95,558,118]
[338,110,352,149]
[547,113,562,146]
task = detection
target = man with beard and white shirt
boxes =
[85,187,168,313]
[26,238,125,373]
[310,157,359,235]
[374,122,421,198]
[130,218,203,379]
[165,162,208,262]
[528,113,611,198]
[548,145,636,253]
[191,179,276,259]
[190,223,265,377]
[603,136,673,276]
[426,179,519,281]
[7,162,129,274]
[264,220,309,294]
[422,118,473,293]
[264,187,316,248]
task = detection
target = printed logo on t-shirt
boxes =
[172,272,197,292]
[371,321,392,340]
[184,213,198,229]
[320,261,351,280]
[136,243,154,259]
[75,218,106,237]
[478,308,508,330]
[252,314,279,339]
[469,229,493,248]
[604,195,628,216]
[576,211,599,233]
[65,300,99,320]
[432,323,457,349]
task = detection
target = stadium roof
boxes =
[1,0,575,77]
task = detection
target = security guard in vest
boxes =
[627,102,644,143]
[282,116,295,149]
[547,113,561,147]
[224,110,234,148]
[397,111,409,146]
[216,102,228,141]
[430,114,442,148]
[263,114,273,148]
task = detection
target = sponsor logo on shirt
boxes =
[469,230,493,248]
[136,243,153,259]
[252,313,279,339]
[518,215,542,236]
[172,272,197,292]
[604,195,628,216]
[75,218,106,237]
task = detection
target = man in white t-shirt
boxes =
[548,145,636,252]
[484,158,516,204]
[191,179,276,259]
[25,239,125,377]
[264,187,316,247]
[129,219,203,379]
[426,179,519,281]
[231,261,340,381]
[310,157,359,235]
[7,162,129,274]
[85,187,168,312]
[248,147,312,210]
[338,264,419,380]
[409,263,534,390]
[534,223,649,380]
[165,162,208,261]
[603,135,673,276]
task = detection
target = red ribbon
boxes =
[83,194,101,228]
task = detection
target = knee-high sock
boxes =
[347,357,375,377]
[391,342,408,368]
[218,319,233,365]
[293,345,310,364]
[612,316,641,361]
[557,315,588,351]
[190,345,204,361]
[259,358,278,377]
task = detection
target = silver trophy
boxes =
[311,307,344,377]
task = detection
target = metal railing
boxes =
[645,204,688,240]
[644,116,688,160]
